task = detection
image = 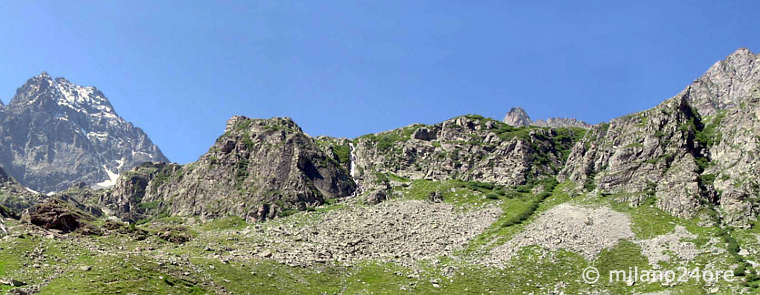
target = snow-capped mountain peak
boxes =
[0,73,168,192]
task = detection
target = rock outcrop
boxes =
[22,198,99,234]
[351,115,585,191]
[503,107,532,127]
[0,73,167,192]
[105,116,356,222]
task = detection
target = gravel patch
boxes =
[252,200,501,266]
[636,225,700,265]
[488,204,634,265]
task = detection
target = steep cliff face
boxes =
[0,73,167,192]
[560,49,760,225]
[351,115,585,192]
[682,49,760,225]
[705,85,760,225]
[93,162,179,221]
[559,94,711,218]
[105,116,356,222]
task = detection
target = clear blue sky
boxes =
[0,1,758,164]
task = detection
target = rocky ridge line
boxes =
[503,107,591,128]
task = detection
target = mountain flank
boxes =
[0,49,759,294]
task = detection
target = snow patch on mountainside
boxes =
[52,77,120,122]
[94,165,119,188]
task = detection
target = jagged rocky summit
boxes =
[0,73,168,193]
[503,107,591,128]
[503,107,532,127]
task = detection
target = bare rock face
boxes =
[704,85,760,226]
[665,50,760,225]
[98,162,180,222]
[559,94,710,218]
[412,127,437,140]
[503,107,532,127]
[107,116,356,222]
[560,49,760,225]
[683,48,760,116]
[351,115,585,191]
[0,73,168,192]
